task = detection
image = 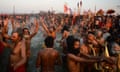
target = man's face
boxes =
[49,27,54,33]
[97,31,102,37]
[74,41,80,49]
[11,32,19,42]
[95,20,99,25]
[88,34,95,40]
[23,29,29,35]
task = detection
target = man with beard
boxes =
[22,18,39,59]
[1,29,26,72]
[67,38,100,72]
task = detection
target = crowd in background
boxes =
[0,12,120,72]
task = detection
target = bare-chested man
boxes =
[67,38,100,72]
[40,17,61,39]
[22,18,39,58]
[1,29,26,72]
[11,17,39,58]
[36,36,61,72]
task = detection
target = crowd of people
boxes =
[0,12,120,72]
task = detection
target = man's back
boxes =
[36,48,60,72]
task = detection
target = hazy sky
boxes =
[0,0,120,14]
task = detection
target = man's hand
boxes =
[14,64,19,71]
[101,56,114,64]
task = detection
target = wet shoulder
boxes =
[38,48,59,56]
[52,49,59,55]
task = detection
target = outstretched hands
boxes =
[99,55,115,64]
[34,18,39,28]
[4,18,9,27]
[39,16,45,24]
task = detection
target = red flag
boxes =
[64,4,68,13]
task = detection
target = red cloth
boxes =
[0,42,4,55]
[10,64,26,72]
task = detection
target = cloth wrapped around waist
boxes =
[9,64,26,72]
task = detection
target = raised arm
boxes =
[0,34,9,47]
[40,17,50,34]
[30,18,39,38]
[55,24,62,33]
[80,51,100,60]
[2,19,11,39]
[11,17,15,31]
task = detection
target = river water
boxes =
[1,17,65,72]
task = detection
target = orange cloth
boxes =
[106,23,112,28]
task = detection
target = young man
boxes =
[36,36,61,72]
[11,17,39,59]
[22,18,39,58]
[40,17,61,39]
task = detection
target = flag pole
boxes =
[80,0,82,15]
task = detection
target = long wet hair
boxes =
[66,35,75,52]
[67,36,80,55]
